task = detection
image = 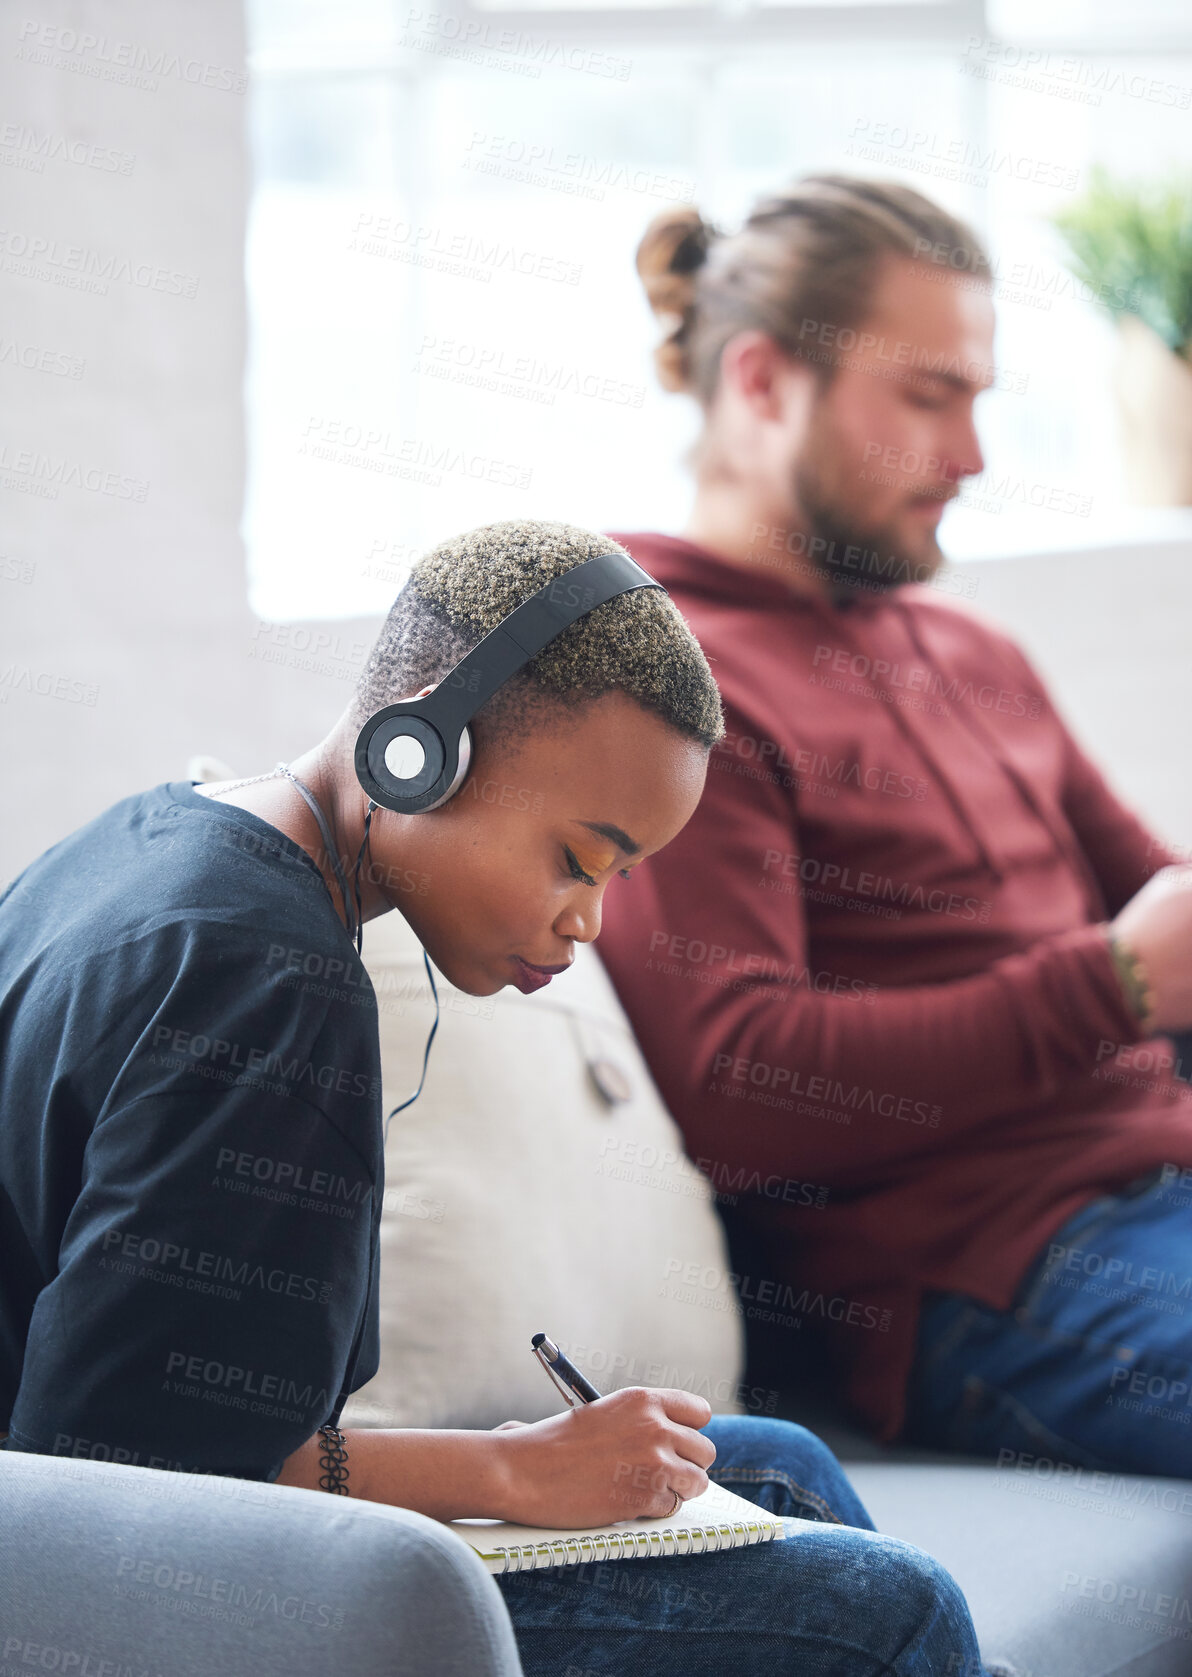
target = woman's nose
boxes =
[556,892,603,945]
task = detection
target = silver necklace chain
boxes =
[200,763,288,798]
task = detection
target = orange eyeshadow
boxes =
[570,844,617,876]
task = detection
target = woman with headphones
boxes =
[0,519,1002,1675]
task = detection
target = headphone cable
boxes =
[278,769,440,1126]
[351,802,376,958]
[277,765,358,944]
[384,950,439,1142]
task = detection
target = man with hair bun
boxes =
[599,176,1192,1476]
[0,517,1005,1675]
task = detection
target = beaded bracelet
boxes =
[317,1423,350,1495]
[1106,931,1156,1033]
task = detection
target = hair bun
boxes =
[635,206,718,393]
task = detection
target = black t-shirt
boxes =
[0,781,383,1481]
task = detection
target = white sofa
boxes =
[343,906,745,1431]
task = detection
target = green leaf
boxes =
[1051,166,1192,358]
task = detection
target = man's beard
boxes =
[792,451,948,604]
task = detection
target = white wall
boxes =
[0,0,377,882]
[1,0,1189,883]
[963,536,1192,855]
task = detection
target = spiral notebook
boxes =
[448,1480,788,1574]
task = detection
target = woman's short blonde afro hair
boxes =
[352,519,724,749]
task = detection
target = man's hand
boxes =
[1112,866,1192,1033]
[488,1386,715,1528]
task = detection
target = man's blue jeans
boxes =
[903,1160,1192,1476]
[497,1414,996,1675]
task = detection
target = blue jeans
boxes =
[903,1163,1192,1476]
[496,1414,994,1675]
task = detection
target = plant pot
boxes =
[1113,314,1192,505]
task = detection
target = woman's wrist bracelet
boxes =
[316,1423,350,1495]
[1106,931,1156,1032]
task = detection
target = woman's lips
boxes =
[509,955,569,994]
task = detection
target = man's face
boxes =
[788,256,995,593]
[365,690,708,997]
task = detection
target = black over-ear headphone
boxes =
[354,551,664,815]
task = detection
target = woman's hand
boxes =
[487,1386,716,1528]
[277,1396,715,1524]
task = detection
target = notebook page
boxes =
[448,1479,787,1572]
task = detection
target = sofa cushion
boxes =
[0,1450,523,1677]
[341,910,744,1430]
[848,1461,1192,1677]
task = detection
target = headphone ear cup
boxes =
[357,711,452,812]
[382,726,443,790]
[428,723,472,809]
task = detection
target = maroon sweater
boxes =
[597,531,1192,1440]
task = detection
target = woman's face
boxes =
[365,690,708,997]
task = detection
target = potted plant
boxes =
[1052,167,1192,505]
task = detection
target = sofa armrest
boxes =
[0,1449,523,1677]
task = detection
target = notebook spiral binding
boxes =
[494,1519,769,1574]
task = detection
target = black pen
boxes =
[531,1332,603,1407]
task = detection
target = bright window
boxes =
[244,0,1192,619]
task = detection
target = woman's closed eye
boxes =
[564,846,596,886]
[564,846,631,886]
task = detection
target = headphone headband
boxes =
[355,551,663,815]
